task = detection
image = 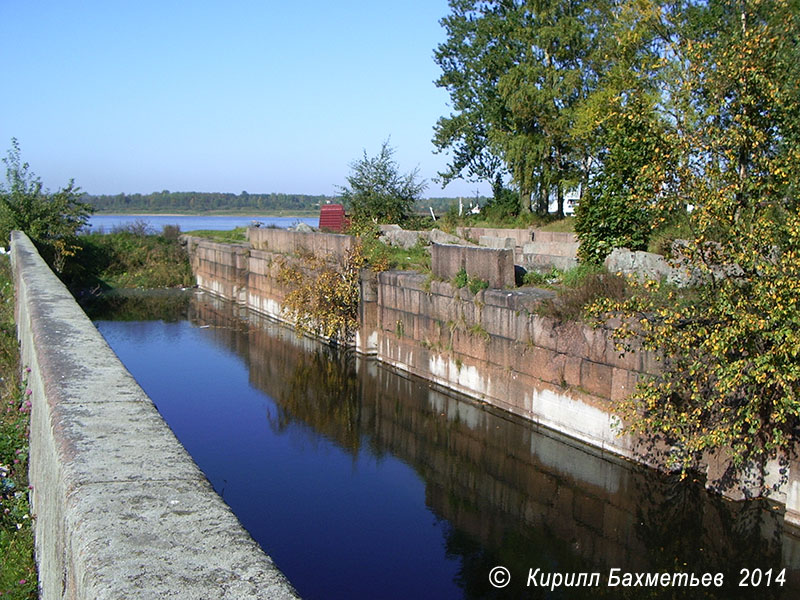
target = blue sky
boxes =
[0,1,490,198]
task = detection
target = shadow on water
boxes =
[93,290,800,600]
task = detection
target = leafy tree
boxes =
[574,0,677,262]
[432,0,517,193]
[0,139,92,271]
[338,140,426,226]
[495,0,603,217]
[594,0,800,491]
[575,91,675,263]
[434,0,609,217]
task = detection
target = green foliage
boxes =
[63,231,193,291]
[468,277,489,295]
[435,0,605,216]
[338,140,427,226]
[646,214,694,256]
[0,139,92,272]
[433,0,513,188]
[480,180,521,221]
[453,268,468,289]
[362,238,431,273]
[521,270,549,286]
[452,268,489,294]
[0,257,36,598]
[575,93,673,263]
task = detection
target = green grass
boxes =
[538,217,575,232]
[184,227,248,244]
[0,256,37,600]
[361,237,431,273]
[63,230,194,292]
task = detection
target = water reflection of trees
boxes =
[82,288,191,321]
[268,347,364,454]
[183,293,800,600]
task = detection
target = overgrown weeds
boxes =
[277,243,366,344]
[0,256,37,599]
[452,268,489,294]
[534,264,629,322]
[63,229,193,292]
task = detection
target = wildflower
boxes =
[18,580,25,586]
[25,367,31,373]
[25,388,32,395]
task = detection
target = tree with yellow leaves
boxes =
[593,0,800,492]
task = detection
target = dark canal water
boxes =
[88,291,800,600]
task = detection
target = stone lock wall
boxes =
[375,271,648,459]
[184,231,800,528]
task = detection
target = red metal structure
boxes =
[318,203,348,232]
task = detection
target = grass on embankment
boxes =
[63,229,194,293]
[0,255,37,600]
[183,227,248,244]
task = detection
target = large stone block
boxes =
[430,244,515,289]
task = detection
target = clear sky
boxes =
[0,1,490,198]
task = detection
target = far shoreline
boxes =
[91,210,319,217]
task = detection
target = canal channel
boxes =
[87,290,800,599]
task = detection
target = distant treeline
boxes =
[81,191,334,213]
[81,191,483,214]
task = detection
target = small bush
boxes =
[453,268,468,289]
[162,224,181,241]
[468,276,489,294]
[453,268,489,294]
[522,270,548,286]
[111,219,154,236]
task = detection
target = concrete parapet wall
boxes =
[522,253,580,272]
[185,236,250,303]
[532,230,577,244]
[457,227,534,247]
[479,235,515,249]
[523,240,579,258]
[11,232,298,600]
[521,235,580,272]
[430,243,515,288]
[248,227,354,262]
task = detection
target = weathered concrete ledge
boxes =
[430,243,515,288]
[11,232,298,600]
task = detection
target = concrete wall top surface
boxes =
[248,227,354,262]
[12,231,298,599]
[430,243,515,289]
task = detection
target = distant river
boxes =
[88,214,318,233]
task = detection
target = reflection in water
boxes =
[92,291,800,600]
